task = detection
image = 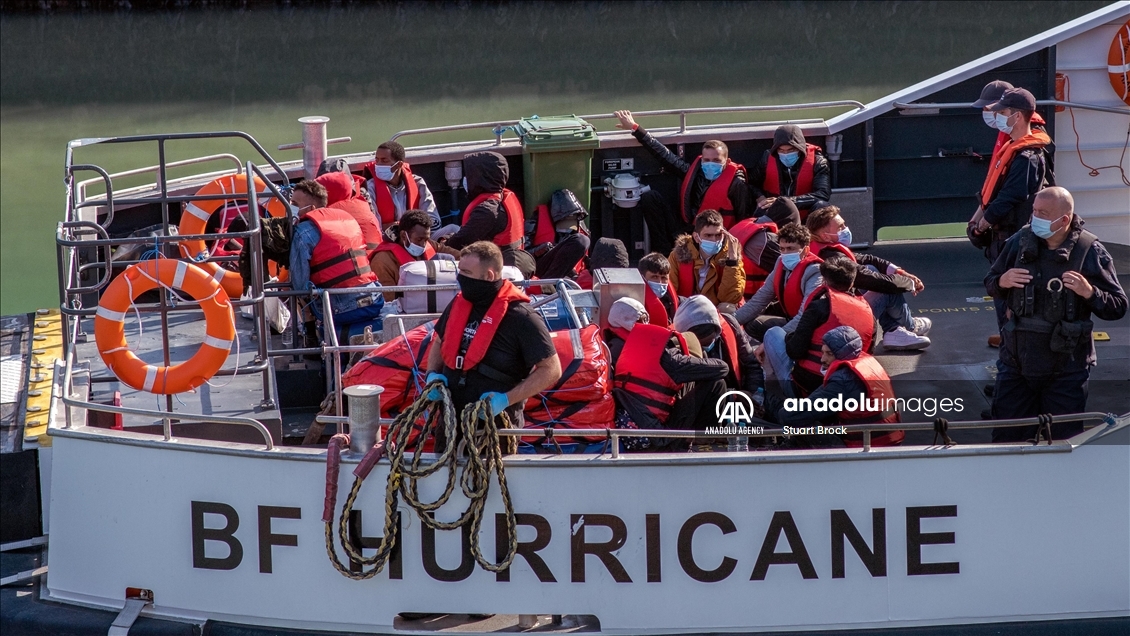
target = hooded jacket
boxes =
[448,152,519,250]
[667,234,745,305]
[315,172,382,257]
[750,125,832,212]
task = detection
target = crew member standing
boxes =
[445,151,536,278]
[425,241,561,428]
[985,187,1126,442]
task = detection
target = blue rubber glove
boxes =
[424,372,447,402]
[482,392,510,419]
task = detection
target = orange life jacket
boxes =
[371,240,437,269]
[979,130,1052,208]
[731,218,778,296]
[810,240,855,262]
[613,323,688,423]
[680,158,743,227]
[368,163,421,227]
[303,208,377,288]
[796,287,875,377]
[440,279,530,373]
[329,198,383,260]
[763,143,819,197]
[522,324,615,443]
[825,355,904,447]
[718,318,742,387]
[463,189,526,249]
[772,252,823,318]
[643,281,678,327]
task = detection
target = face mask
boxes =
[779,151,800,168]
[820,364,830,376]
[837,227,853,246]
[405,241,427,257]
[375,165,395,181]
[456,274,502,304]
[699,239,722,256]
[780,252,802,270]
[703,339,718,353]
[994,112,1013,134]
[647,280,668,298]
[462,176,468,191]
[1030,216,1058,239]
[982,110,997,129]
[701,161,724,180]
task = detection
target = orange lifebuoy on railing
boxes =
[177,174,288,299]
[1110,19,1130,106]
[94,260,235,394]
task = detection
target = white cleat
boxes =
[912,317,932,336]
[882,326,931,351]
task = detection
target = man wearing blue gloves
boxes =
[424,241,561,429]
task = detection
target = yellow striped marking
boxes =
[24,308,63,446]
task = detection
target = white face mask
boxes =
[982,110,997,129]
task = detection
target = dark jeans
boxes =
[990,364,1089,442]
[993,297,1008,330]
[638,190,692,256]
[535,233,591,279]
[745,314,788,342]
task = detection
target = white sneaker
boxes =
[883,326,931,351]
[912,317,932,336]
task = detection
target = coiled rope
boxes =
[323,381,518,580]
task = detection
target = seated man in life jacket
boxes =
[613,110,751,254]
[749,125,832,222]
[575,237,630,290]
[315,170,383,262]
[288,179,385,342]
[734,222,823,342]
[639,252,678,327]
[805,206,931,351]
[762,325,903,449]
[443,151,537,279]
[668,209,745,307]
[764,255,877,398]
[369,209,459,302]
[673,295,762,394]
[425,241,561,433]
[605,298,729,449]
[363,140,442,231]
[529,188,592,280]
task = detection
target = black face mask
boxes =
[457,274,503,305]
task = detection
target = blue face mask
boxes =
[699,239,722,256]
[703,339,718,353]
[647,280,668,298]
[780,251,802,270]
[837,227,853,246]
[779,151,800,168]
[982,110,997,129]
[994,112,1014,134]
[375,165,395,181]
[701,161,724,180]
[1030,216,1059,239]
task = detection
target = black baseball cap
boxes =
[972,80,1014,108]
[990,88,1037,112]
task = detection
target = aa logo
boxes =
[715,390,754,425]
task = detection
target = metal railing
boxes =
[74,153,244,203]
[894,100,1130,116]
[389,100,867,145]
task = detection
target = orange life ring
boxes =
[178,174,288,298]
[1111,19,1130,106]
[94,260,235,394]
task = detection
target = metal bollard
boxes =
[298,116,329,180]
[344,384,384,454]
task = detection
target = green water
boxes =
[0,1,1112,315]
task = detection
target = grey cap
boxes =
[972,80,1014,108]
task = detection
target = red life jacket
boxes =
[643,281,678,327]
[329,198,383,260]
[731,218,778,296]
[796,287,875,377]
[367,163,421,227]
[825,355,904,447]
[979,130,1051,208]
[440,279,530,372]
[772,252,823,318]
[613,323,688,423]
[303,208,377,288]
[522,324,615,443]
[680,158,743,227]
[533,203,555,246]
[371,240,437,269]
[811,240,856,262]
[463,189,526,249]
[718,318,742,387]
[763,143,819,197]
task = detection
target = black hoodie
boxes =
[447,151,513,250]
[749,124,832,212]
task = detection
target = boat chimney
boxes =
[343,384,384,454]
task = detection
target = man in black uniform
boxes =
[425,241,562,426]
[986,186,1126,442]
